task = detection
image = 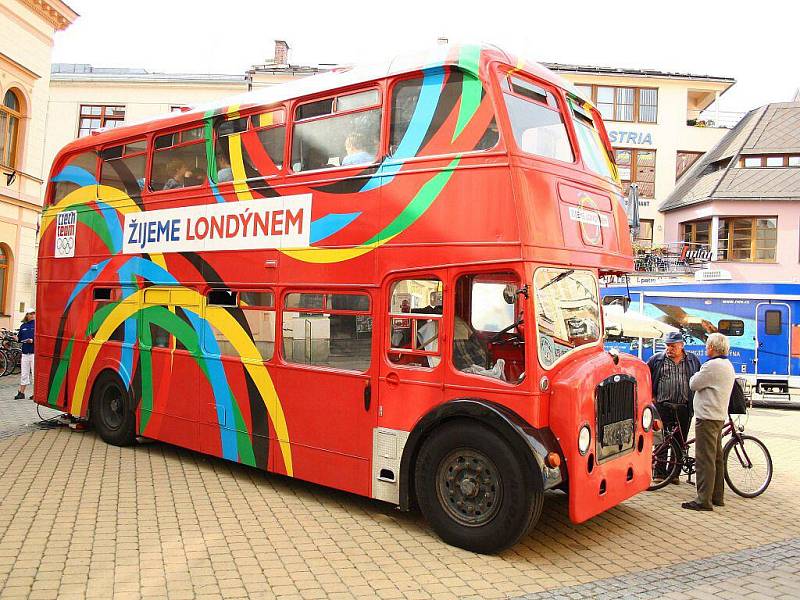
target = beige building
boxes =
[43,41,328,175]
[548,64,736,248]
[0,0,76,330]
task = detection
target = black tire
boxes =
[91,373,136,446]
[648,436,682,491]
[0,350,8,376]
[11,350,21,375]
[414,420,543,554]
[724,434,772,498]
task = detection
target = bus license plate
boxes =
[603,419,633,446]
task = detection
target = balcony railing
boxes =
[633,242,712,274]
[686,109,745,129]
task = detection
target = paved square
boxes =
[1,373,798,599]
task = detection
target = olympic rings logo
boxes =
[56,237,74,253]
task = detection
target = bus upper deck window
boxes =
[150,126,208,191]
[390,70,496,156]
[291,89,381,172]
[501,75,573,163]
[51,151,97,205]
[568,99,616,181]
[100,140,147,194]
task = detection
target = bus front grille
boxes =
[595,374,636,461]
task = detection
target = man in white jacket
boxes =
[682,333,735,511]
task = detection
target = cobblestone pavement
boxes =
[0,375,798,599]
[0,372,60,439]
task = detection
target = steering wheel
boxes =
[489,318,524,345]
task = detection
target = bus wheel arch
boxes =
[399,399,560,553]
[90,369,136,446]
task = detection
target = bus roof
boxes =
[53,42,592,157]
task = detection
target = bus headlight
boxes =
[642,406,654,432]
[578,425,591,455]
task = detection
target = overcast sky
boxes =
[51,0,797,116]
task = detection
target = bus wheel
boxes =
[414,420,542,554]
[91,373,136,446]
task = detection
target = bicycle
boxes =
[649,402,773,498]
[0,328,22,377]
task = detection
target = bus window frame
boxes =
[532,266,603,371]
[493,66,579,169]
[385,275,444,369]
[384,68,502,167]
[278,289,374,373]
[148,123,210,194]
[287,85,384,175]
[564,95,619,183]
[48,150,101,206]
[211,106,288,184]
[99,137,149,193]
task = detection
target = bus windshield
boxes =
[534,268,601,368]
[568,98,617,181]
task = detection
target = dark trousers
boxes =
[694,418,725,508]
[655,402,691,478]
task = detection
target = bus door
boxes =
[378,276,445,483]
[138,287,200,450]
[275,290,377,496]
[756,303,791,376]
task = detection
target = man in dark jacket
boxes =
[647,331,701,482]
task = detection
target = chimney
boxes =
[274,40,290,65]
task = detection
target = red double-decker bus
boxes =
[37,43,656,553]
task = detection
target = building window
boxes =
[676,151,703,180]
[681,220,711,249]
[615,148,656,197]
[578,84,657,124]
[635,219,654,247]
[78,105,125,137]
[0,245,9,314]
[789,156,800,167]
[740,155,800,168]
[716,217,777,262]
[0,89,22,168]
[766,156,784,167]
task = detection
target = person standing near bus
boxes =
[647,331,700,482]
[14,309,35,400]
[682,333,735,511]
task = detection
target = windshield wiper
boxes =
[540,269,574,290]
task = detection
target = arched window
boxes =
[1,89,23,168]
[0,245,9,314]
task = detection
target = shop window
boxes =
[716,217,776,262]
[388,279,442,368]
[1,89,23,168]
[452,273,525,383]
[78,105,125,137]
[151,127,207,191]
[282,292,371,371]
[681,220,711,249]
[292,90,381,171]
[100,140,147,193]
[0,245,9,314]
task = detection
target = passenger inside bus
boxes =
[216,153,233,182]
[163,160,186,190]
[341,132,375,166]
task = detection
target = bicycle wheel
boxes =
[0,350,8,376]
[649,436,682,491]
[724,434,772,498]
[10,350,21,375]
